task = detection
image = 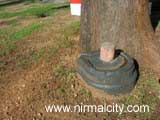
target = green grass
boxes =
[85,89,91,97]
[44,21,79,62]
[31,48,46,61]
[0,22,43,56]
[17,48,46,69]
[0,2,71,56]
[0,2,70,19]
[17,56,31,69]
[57,40,73,48]
[8,20,19,27]
[0,7,6,13]
[0,29,15,55]
[69,21,80,31]
[120,75,160,117]
[57,86,66,94]
[53,66,71,77]
[62,21,80,39]
[12,23,43,40]
[54,66,77,95]
[47,38,73,59]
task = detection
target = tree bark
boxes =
[80,0,160,74]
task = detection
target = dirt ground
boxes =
[0,2,160,120]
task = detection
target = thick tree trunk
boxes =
[80,0,100,52]
[80,0,160,74]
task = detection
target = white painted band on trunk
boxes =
[70,4,81,16]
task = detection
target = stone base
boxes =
[77,74,130,101]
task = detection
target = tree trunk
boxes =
[80,0,160,74]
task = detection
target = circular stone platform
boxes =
[77,50,138,95]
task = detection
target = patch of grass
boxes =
[0,29,15,55]
[17,48,46,69]
[0,28,11,37]
[0,12,19,18]
[0,2,70,19]
[53,66,70,77]
[12,23,43,40]
[47,39,73,60]
[46,90,53,99]
[0,40,16,56]
[0,7,6,13]
[124,96,135,105]
[45,43,60,62]
[17,56,31,69]
[47,45,59,56]
[8,20,19,27]
[146,77,160,92]
[57,40,73,48]
[57,86,65,94]
[31,48,46,61]
[69,21,80,31]
[85,89,91,97]
[30,0,36,3]
[0,23,43,56]
[62,21,80,39]
[67,72,77,81]
[53,65,76,79]
[120,74,160,117]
